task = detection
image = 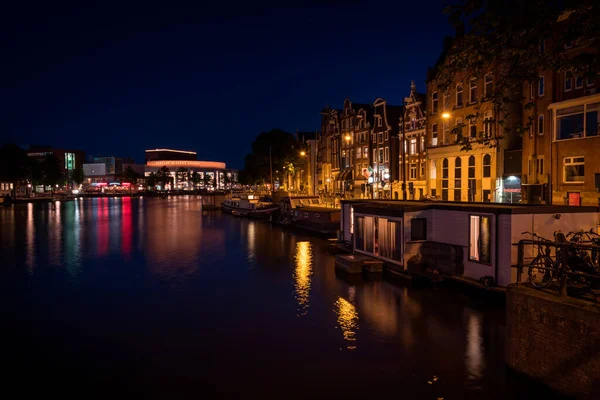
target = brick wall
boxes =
[506,285,600,396]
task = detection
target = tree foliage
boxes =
[156,166,171,188]
[434,0,599,151]
[240,129,302,185]
[0,143,30,186]
[71,166,85,185]
[122,166,139,184]
[147,172,158,188]
[42,154,64,187]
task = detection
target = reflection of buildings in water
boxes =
[466,312,485,380]
[334,297,359,350]
[247,221,256,264]
[293,241,313,316]
[45,201,63,267]
[145,199,223,278]
[121,197,132,256]
[96,198,109,256]
[26,203,35,272]
[356,283,400,339]
[64,201,83,276]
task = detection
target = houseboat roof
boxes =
[344,200,599,216]
[300,206,340,213]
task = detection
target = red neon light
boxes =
[122,182,131,187]
[97,182,108,186]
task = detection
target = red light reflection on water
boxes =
[97,198,109,256]
[121,197,132,256]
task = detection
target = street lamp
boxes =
[300,151,306,156]
[442,112,451,119]
[344,134,351,142]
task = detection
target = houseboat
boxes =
[221,194,279,219]
[277,195,340,237]
[339,200,600,287]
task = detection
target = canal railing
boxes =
[513,239,600,301]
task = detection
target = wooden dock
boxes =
[335,254,383,274]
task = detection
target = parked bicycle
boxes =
[522,231,555,288]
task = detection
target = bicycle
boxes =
[522,231,556,288]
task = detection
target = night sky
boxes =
[2,1,452,169]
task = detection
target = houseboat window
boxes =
[355,217,365,251]
[411,218,427,241]
[364,216,374,253]
[377,218,402,261]
[469,215,491,264]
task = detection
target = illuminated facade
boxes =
[144,148,236,190]
[25,145,86,187]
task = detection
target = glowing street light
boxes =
[442,112,451,119]
[344,134,351,141]
[300,151,306,156]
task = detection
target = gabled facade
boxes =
[317,107,341,195]
[521,37,600,206]
[400,81,428,200]
[371,98,403,199]
[426,44,522,203]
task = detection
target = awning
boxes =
[336,170,352,181]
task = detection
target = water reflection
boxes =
[121,197,132,257]
[466,312,485,381]
[26,203,35,272]
[293,241,312,316]
[334,297,359,350]
[247,222,256,265]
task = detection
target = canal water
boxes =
[0,197,565,398]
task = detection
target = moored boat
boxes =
[221,194,280,219]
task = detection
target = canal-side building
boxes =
[297,131,318,195]
[426,40,522,203]
[25,145,86,190]
[317,107,341,196]
[371,98,403,199]
[144,148,236,190]
[400,81,428,200]
[339,99,373,199]
[521,38,600,206]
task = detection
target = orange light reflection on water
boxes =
[335,297,359,350]
[293,241,312,316]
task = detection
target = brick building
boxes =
[400,81,428,200]
[426,40,522,203]
[339,99,372,198]
[521,38,600,206]
[371,98,403,199]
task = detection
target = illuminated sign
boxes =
[145,148,197,155]
[122,182,131,187]
[146,160,226,169]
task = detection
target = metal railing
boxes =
[513,239,600,300]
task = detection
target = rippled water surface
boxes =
[0,197,564,398]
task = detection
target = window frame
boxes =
[484,74,493,98]
[565,70,573,92]
[469,214,493,265]
[563,156,585,183]
[469,79,477,104]
[456,83,463,108]
[538,114,544,136]
[410,218,427,241]
[432,91,439,114]
[538,75,545,97]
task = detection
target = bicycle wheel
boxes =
[528,255,554,288]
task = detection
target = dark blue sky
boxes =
[2,1,453,169]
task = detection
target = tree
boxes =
[191,171,201,189]
[240,129,302,186]
[223,172,231,188]
[147,172,157,189]
[72,166,85,186]
[0,143,30,198]
[156,166,171,189]
[434,0,599,151]
[42,154,64,191]
[122,166,139,184]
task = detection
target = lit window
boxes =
[432,92,439,113]
[470,215,491,263]
[539,76,545,96]
[538,114,544,135]
[420,136,425,152]
[456,83,463,107]
[409,138,417,155]
[563,157,585,182]
[432,123,438,146]
[363,146,368,158]
[356,147,361,159]
[537,157,544,175]
[378,149,384,163]
[420,162,425,178]
[384,147,389,162]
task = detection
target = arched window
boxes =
[468,156,476,201]
[454,157,462,201]
[442,158,449,201]
[483,154,491,178]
